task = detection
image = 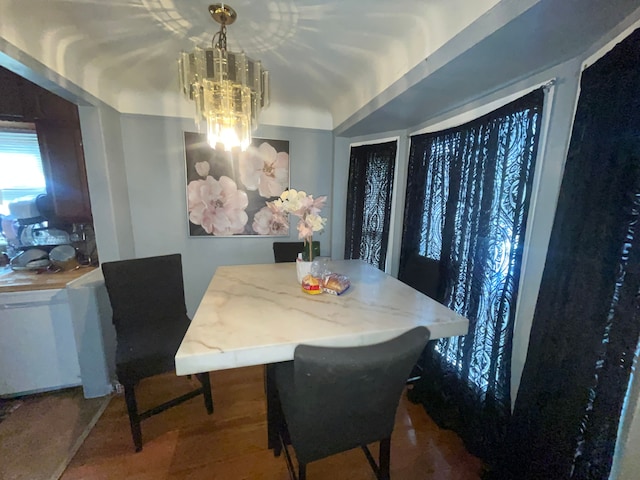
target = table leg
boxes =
[265,364,283,453]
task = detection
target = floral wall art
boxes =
[184,132,290,236]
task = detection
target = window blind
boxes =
[0,128,46,213]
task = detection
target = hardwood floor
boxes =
[61,366,483,479]
[0,387,108,480]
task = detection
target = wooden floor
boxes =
[0,387,109,480]
[61,366,483,480]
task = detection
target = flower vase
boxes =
[296,258,312,284]
[296,239,320,284]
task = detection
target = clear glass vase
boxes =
[301,238,320,261]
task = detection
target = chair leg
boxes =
[379,437,391,480]
[298,463,306,480]
[197,373,214,414]
[274,435,282,457]
[123,383,143,452]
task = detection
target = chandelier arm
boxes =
[211,30,220,50]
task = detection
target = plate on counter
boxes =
[10,249,51,271]
[20,225,71,246]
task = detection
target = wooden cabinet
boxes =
[29,86,79,123]
[0,66,78,122]
[0,68,27,120]
[0,66,92,224]
[36,121,92,223]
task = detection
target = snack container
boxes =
[301,274,323,294]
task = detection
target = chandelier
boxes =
[178,3,270,151]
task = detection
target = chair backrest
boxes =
[101,254,188,335]
[273,241,304,262]
[273,241,321,262]
[288,326,430,463]
[399,253,442,301]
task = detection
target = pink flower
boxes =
[297,221,314,241]
[309,195,327,216]
[187,175,248,235]
[239,142,289,198]
[252,206,289,235]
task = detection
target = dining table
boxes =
[175,259,469,451]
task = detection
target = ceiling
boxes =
[0,0,639,136]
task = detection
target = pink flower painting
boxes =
[184,132,290,236]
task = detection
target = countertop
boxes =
[0,266,98,293]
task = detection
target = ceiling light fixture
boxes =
[178,3,270,151]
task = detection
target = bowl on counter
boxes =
[49,245,78,271]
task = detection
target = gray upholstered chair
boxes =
[273,326,430,479]
[101,253,213,452]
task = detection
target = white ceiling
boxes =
[1,0,639,135]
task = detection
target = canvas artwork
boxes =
[184,132,290,237]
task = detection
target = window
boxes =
[0,124,46,216]
[344,141,397,271]
[399,89,544,459]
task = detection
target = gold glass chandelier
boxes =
[178,3,270,151]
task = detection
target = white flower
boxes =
[266,188,327,241]
[278,189,308,214]
[305,213,326,232]
[195,161,210,177]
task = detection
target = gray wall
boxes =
[118,116,334,316]
[331,132,409,275]
[79,103,135,263]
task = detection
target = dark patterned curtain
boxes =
[493,28,640,480]
[344,141,396,270]
[400,89,544,462]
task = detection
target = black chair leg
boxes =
[198,373,214,414]
[123,383,143,452]
[274,437,282,457]
[298,463,306,480]
[379,437,391,480]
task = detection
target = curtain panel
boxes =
[344,141,397,270]
[497,28,640,480]
[400,89,544,462]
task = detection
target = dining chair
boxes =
[273,326,430,480]
[272,241,320,263]
[101,253,213,452]
[398,254,442,385]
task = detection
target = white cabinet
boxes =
[67,268,116,398]
[0,288,82,396]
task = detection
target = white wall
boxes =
[118,115,334,316]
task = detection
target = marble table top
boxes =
[175,259,469,375]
